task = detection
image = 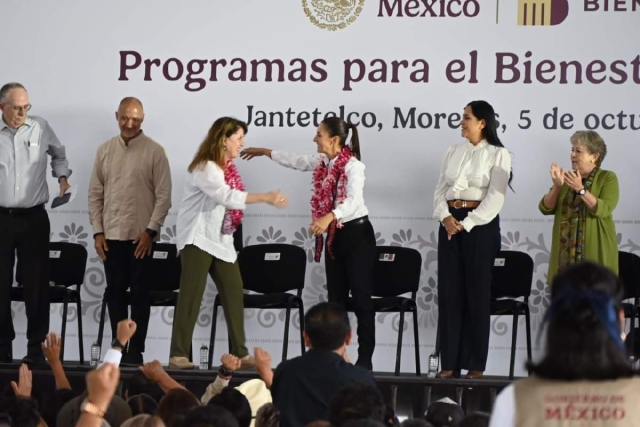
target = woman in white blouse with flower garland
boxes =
[241,116,377,371]
[433,100,512,380]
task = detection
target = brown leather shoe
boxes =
[436,370,460,379]
[465,370,484,379]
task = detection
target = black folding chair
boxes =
[346,246,422,376]
[619,251,640,360]
[490,250,534,379]
[207,243,306,368]
[12,242,88,364]
[96,243,182,351]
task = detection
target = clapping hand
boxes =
[563,169,584,192]
[550,163,565,187]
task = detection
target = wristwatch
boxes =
[111,338,126,351]
[577,188,586,196]
[218,366,234,378]
[81,399,105,418]
[145,228,158,238]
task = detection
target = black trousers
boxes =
[103,240,152,353]
[437,208,500,371]
[325,216,376,369]
[0,206,50,351]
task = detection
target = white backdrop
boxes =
[2,0,639,375]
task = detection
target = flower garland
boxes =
[310,146,353,262]
[222,160,245,235]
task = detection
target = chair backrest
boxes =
[49,242,88,287]
[619,251,640,301]
[372,246,422,298]
[144,243,182,292]
[491,250,534,299]
[233,224,243,252]
[238,244,306,294]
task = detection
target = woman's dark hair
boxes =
[527,261,633,380]
[156,388,201,427]
[329,384,386,427]
[321,116,361,160]
[127,393,158,416]
[41,388,79,427]
[208,387,251,427]
[466,100,513,189]
[255,403,280,427]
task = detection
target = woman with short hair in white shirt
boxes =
[433,100,512,379]
[169,117,289,370]
[241,117,377,371]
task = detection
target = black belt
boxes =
[340,215,369,227]
[0,204,45,215]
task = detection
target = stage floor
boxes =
[0,361,515,418]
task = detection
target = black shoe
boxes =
[22,348,45,366]
[0,345,12,364]
[121,350,144,367]
[355,359,373,372]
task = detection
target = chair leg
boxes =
[208,299,220,369]
[97,299,108,349]
[629,310,636,363]
[395,308,406,376]
[509,313,518,380]
[77,298,84,365]
[283,301,292,362]
[412,306,421,376]
[525,308,532,372]
[298,300,305,356]
[60,298,68,364]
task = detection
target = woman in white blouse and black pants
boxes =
[241,117,377,371]
[433,101,512,379]
[169,117,288,370]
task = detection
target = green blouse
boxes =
[539,168,619,284]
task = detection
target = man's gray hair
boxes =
[0,82,26,103]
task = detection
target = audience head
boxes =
[126,371,164,403]
[127,394,158,416]
[255,403,279,427]
[0,82,29,129]
[189,117,248,171]
[458,412,490,427]
[315,117,361,160]
[156,389,201,427]
[209,387,251,427]
[303,302,352,351]
[0,396,40,427]
[121,414,165,427]
[528,261,632,380]
[181,405,239,427]
[41,388,79,427]
[342,421,387,427]
[424,398,464,427]
[329,384,386,427]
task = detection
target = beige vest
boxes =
[514,376,640,426]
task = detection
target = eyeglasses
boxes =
[6,104,32,113]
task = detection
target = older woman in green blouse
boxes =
[539,130,619,283]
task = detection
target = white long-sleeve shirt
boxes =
[432,140,511,232]
[176,161,247,262]
[270,150,368,222]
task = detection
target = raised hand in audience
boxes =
[116,319,137,348]
[41,332,72,389]
[221,353,242,373]
[11,363,32,398]
[140,360,185,392]
[254,347,274,388]
[78,363,121,427]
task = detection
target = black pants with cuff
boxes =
[325,216,377,370]
[0,205,50,356]
[437,208,500,372]
[103,240,152,353]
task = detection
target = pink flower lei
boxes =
[222,160,245,235]
[310,146,353,262]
